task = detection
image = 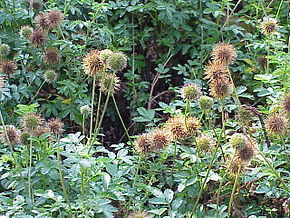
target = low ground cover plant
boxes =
[0,0,289,217]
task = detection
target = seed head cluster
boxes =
[260,17,278,35]
[20,26,33,39]
[83,50,106,76]
[196,133,216,152]
[0,60,17,75]
[0,44,10,56]
[266,112,288,135]
[211,42,237,65]
[44,70,58,83]
[198,95,214,111]
[30,29,48,47]
[35,10,64,31]
[227,133,256,175]
[99,73,121,95]
[180,83,201,102]
[44,47,60,66]
[0,125,20,145]
[134,115,201,155]
[128,210,152,218]
[107,52,127,72]
[204,43,236,99]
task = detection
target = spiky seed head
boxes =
[20,132,30,146]
[99,49,113,63]
[47,118,64,136]
[129,210,152,218]
[107,52,127,72]
[282,93,290,113]
[186,116,201,135]
[237,143,255,162]
[35,13,50,30]
[43,70,58,83]
[34,126,51,137]
[20,26,33,39]
[0,44,10,56]
[204,61,229,83]
[80,105,91,115]
[99,73,121,95]
[180,83,201,101]
[46,10,64,29]
[134,133,151,155]
[229,133,247,150]
[227,157,245,176]
[210,79,233,99]
[30,29,48,47]
[20,113,43,131]
[0,125,20,144]
[0,60,16,75]
[165,116,188,140]
[148,128,170,151]
[211,43,237,65]
[83,50,105,76]
[44,48,60,66]
[30,0,42,10]
[236,107,254,126]
[196,134,216,152]
[198,95,214,111]
[260,17,278,35]
[266,113,288,135]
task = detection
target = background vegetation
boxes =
[0,0,289,217]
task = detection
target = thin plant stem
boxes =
[89,76,97,141]
[28,138,34,204]
[0,110,15,157]
[190,144,220,216]
[56,145,72,216]
[29,81,45,104]
[266,38,270,75]
[257,148,289,192]
[95,89,102,130]
[88,81,113,154]
[81,169,86,216]
[227,164,241,217]
[171,142,177,176]
[127,156,142,209]
[227,71,241,107]
[216,156,235,218]
[219,101,226,162]
[82,114,85,135]
[112,95,132,144]
[276,0,284,19]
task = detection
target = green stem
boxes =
[257,149,289,192]
[56,148,72,215]
[276,0,284,19]
[81,169,86,216]
[95,89,102,131]
[29,81,45,104]
[82,114,85,135]
[0,110,14,157]
[88,91,111,154]
[112,95,132,144]
[191,144,220,216]
[28,138,34,204]
[227,164,241,217]
[171,142,177,176]
[216,156,235,218]
[89,76,97,141]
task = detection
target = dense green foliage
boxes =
[0,0,289,217]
